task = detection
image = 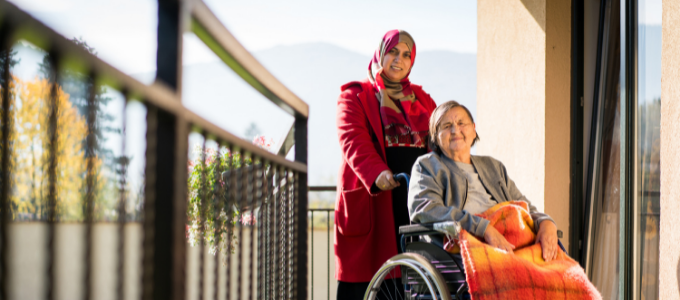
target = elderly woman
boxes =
[408,100,559,261]
[335,29,436,299]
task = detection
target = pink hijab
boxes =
[368,29,429,148]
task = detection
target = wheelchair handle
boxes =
[393,173,410,187]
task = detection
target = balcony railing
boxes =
[0,1,308,300]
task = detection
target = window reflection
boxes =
[587,0,621,298]
[636,0,661,298]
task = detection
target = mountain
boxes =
[180,42,477,186]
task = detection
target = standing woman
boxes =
[334,29,437,299]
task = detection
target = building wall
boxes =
[544,0,572,252]
[477,0,571,249]
[660,1,680,298]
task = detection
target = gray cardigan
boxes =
[408,152,554,238]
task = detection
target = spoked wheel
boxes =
[364,253,452,300]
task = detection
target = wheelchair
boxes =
[363,173,565,300]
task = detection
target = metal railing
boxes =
[0,1,308,299]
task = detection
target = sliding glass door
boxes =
[584,0,622,298]
[583,0,661,299]
[635,0,661,298]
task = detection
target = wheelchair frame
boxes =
[363,173,566,300]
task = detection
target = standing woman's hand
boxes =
[375,170,400,191]
[535,221,559,262]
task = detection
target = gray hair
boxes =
[428,100,480,154]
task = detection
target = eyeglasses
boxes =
[439,122,472,132]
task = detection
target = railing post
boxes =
[143,107,188,300]
[294,115,308,299]
[0,22,14,300]
[156,0,183,92]
[142,1,187,300]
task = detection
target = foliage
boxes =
[186,136,274,257]
[39,37,121,165]
[187,147,245,255]
[1,41,125,221]
[244,122,262,141]
[7,76,95,220]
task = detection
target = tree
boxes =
[1,38,123,221]
[0,49,19,216]
[37,37,124,221]
[39,37,120,163]
[244,122,261,141]
[11,76,91,220]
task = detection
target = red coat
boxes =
[334,79,437,282]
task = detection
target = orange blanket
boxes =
[457,201,601,300]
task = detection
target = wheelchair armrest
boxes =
[399,223,441,237]
[400,225,564,238]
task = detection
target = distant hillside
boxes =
[179,42,477,185]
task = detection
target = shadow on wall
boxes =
[677,258,680,294]
[520,0,546,32]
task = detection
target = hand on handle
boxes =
[375,170,400,191]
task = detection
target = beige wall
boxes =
[477,0,571,248]
[660,1,680,298]
[544,0,572,252]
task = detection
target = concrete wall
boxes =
[544,0,572,252]
[660,1,680,298]
[477,0,571,248]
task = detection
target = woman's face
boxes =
[436,107,477,157]
[381,42,412,81]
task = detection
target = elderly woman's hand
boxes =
[375,170,401,191]
[535,221,558,262]
[483,226,515,253]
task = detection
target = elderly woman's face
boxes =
[437,107,476,157]
[382,42,412,81]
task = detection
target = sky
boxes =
[6,0,480,189]
[10,0,479,78]
[6,0,662,189]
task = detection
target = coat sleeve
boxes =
[337,87,390,194]
[499,162,555,232]
[408,159,490,238]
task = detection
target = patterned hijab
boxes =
[368,29,429,148]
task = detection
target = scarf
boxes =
[368,29,430,148]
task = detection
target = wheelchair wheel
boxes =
[364,253,452,300]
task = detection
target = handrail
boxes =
[190,0,309,118]
[309,186,336,192]
[0,0,306,173]
[1,1,310,299]
[277,124,296,157]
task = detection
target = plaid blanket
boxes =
[458,201,601,300]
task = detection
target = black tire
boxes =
[363,253,452,300]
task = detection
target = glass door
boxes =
[583,0,661,299]
[583,0,622,298]
[635,0,661,299]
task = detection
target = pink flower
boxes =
[240,213,256,225]
[252,135,274,151]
